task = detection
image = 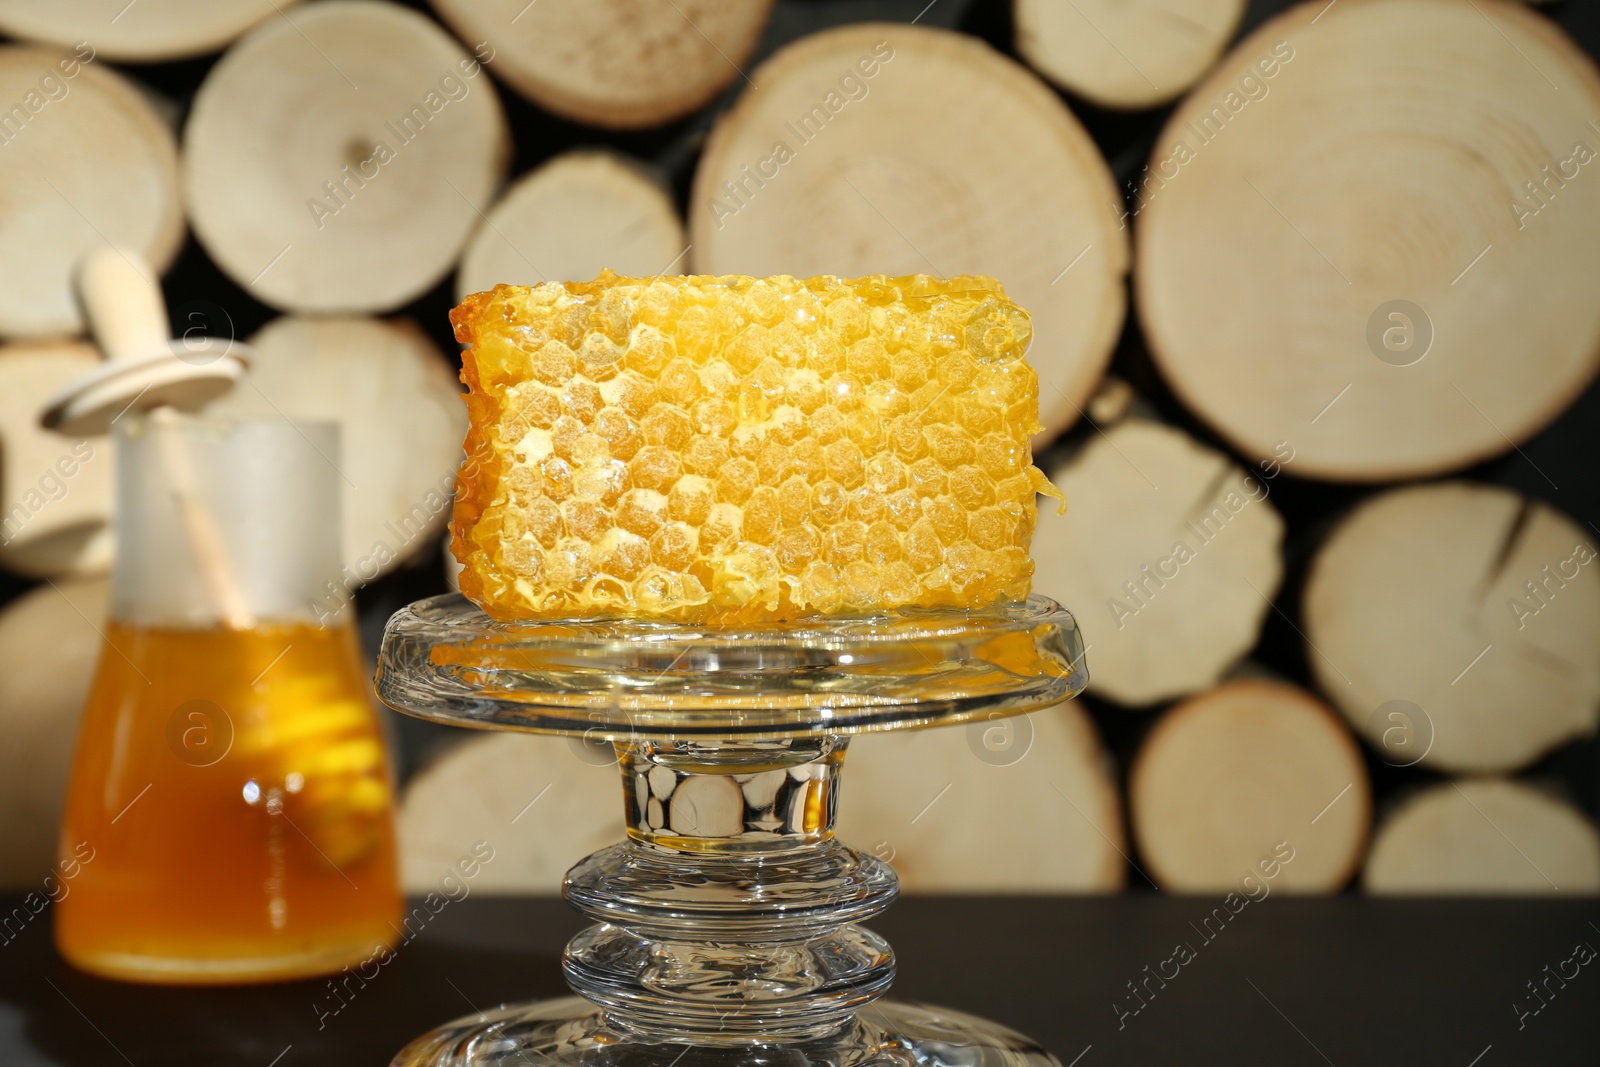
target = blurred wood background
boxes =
[1,0,1597,895]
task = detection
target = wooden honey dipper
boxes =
[42,246,254,627]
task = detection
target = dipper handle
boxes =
[75,246,169,364]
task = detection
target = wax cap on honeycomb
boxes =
[450,271,1061,623]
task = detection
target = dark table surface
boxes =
[2,894,1596,1066]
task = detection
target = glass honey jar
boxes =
[55,414,401,983]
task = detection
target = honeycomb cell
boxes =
[702,503,742,552]
[668,476,714,525]
[541,456,573,501]
[450,271,1058,622]
[864,454,907,496]
[969,506,1017,551]
[908,457,947,497]
[513,386,561,430]
[650,521,697,571]
[591,407,643,461]
[950,465,995,510]
[849,491,887,526]
[505,464,537,502]
[615,489,668,538]
[744,487,782,545]
[925,424,974,469]
[550,416,585,460]
[658,360,700,407]
[810,405,846,445]
[790,438,822,480]
[786,369,825,412]
[530,340,575,386]
[563,499,609,541]
[683,435,730,476]
[526,498,561,548]
[614,372,659,418]
[925,496,967,545]
[629,447,681,493]
[884,489,920,530]
[572,460,627,505]
[774,525,820,571]
[757,440,790,483]
[626,324,675,375]
[717,458,759,504]
[811,479,848,524]
[823,439,865,489]
[562,380,604,424]
[778,476,810,526]
[640,405,693,449]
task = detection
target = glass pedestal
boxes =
[375,594,1086,1067]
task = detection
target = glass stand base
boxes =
[390,996,1059,1067]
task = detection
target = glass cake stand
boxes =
[375,592,1087,1067]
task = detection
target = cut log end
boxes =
[1030,419,1284,707]
[0,0,301,62]
[399,733,622,894]
[690,21,1128,444]
[1130,680,1371,893]
[1015,0,1245,109]
[838,705,1125,893]
[1304,481,1600,774]
[456,151,685,301]
[1364,779,1600,895]
[183,2,508,313]
[401,706,1124,895]
[430,0,773,129]
[0,342,114,579]
[203,315,467,583]
[0,47,182,340]
[0,577,107,887]
[1136,0,1600,481]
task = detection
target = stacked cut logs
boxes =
[0,579,106,887]
[1115,0,1600,895]
[0,0,1597,897]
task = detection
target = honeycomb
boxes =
[450,271,1062,623]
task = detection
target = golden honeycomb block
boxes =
[450,271,1060,622]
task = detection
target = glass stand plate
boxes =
[376,593,1086,738]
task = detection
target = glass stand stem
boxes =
[391,732,1062,1066]
[563,736,898,1044]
